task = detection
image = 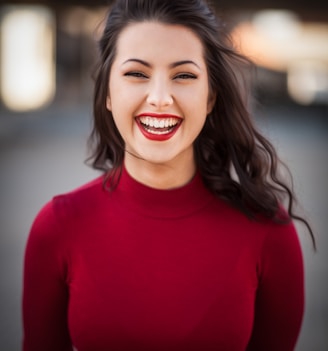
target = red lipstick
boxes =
[135,113,182,141]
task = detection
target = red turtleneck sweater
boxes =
[23,168,304,351]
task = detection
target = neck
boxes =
[123,154,196,190]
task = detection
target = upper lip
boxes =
[136,112,182,119]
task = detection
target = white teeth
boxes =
[146,129,171,135]
[139,116,180,129]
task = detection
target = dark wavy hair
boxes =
[89,0,315,247]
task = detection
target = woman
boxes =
[23,0,315,350]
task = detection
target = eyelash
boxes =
[124,72,197,80]
[124,71,148,78]
[174,73,197,80]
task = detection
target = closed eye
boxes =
[174,73,197,80]
[124,71,148,79]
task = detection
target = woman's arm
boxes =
[247,221,304,351]
[23,201,73,351]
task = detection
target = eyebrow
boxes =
[122,58,201,69]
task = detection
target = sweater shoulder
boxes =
[30,175,107,236]
[51,175,107,217]
[214,199,302,259]
[254,217,303,284]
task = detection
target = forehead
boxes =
[114,21,205,63]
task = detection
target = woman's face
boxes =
[107,21,214,174]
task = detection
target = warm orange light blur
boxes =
[231,12,328,72]
[230,10,328,104]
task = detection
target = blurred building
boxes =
[1,0,328,112]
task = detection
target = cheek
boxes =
[194,90,212,117]
[111,116,130,145]
[178,86,208,106]
[110,104,136,140]
[109,82,142,113]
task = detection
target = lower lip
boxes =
[135,118,182,141]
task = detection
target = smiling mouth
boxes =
[136,116,182,136]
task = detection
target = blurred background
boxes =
[0,0,327,350]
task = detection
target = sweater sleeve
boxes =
[246,221,304,351]
[22,200,73,351]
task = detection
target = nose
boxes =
[146,78,173,108]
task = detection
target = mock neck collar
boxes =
[112,167,215,219]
